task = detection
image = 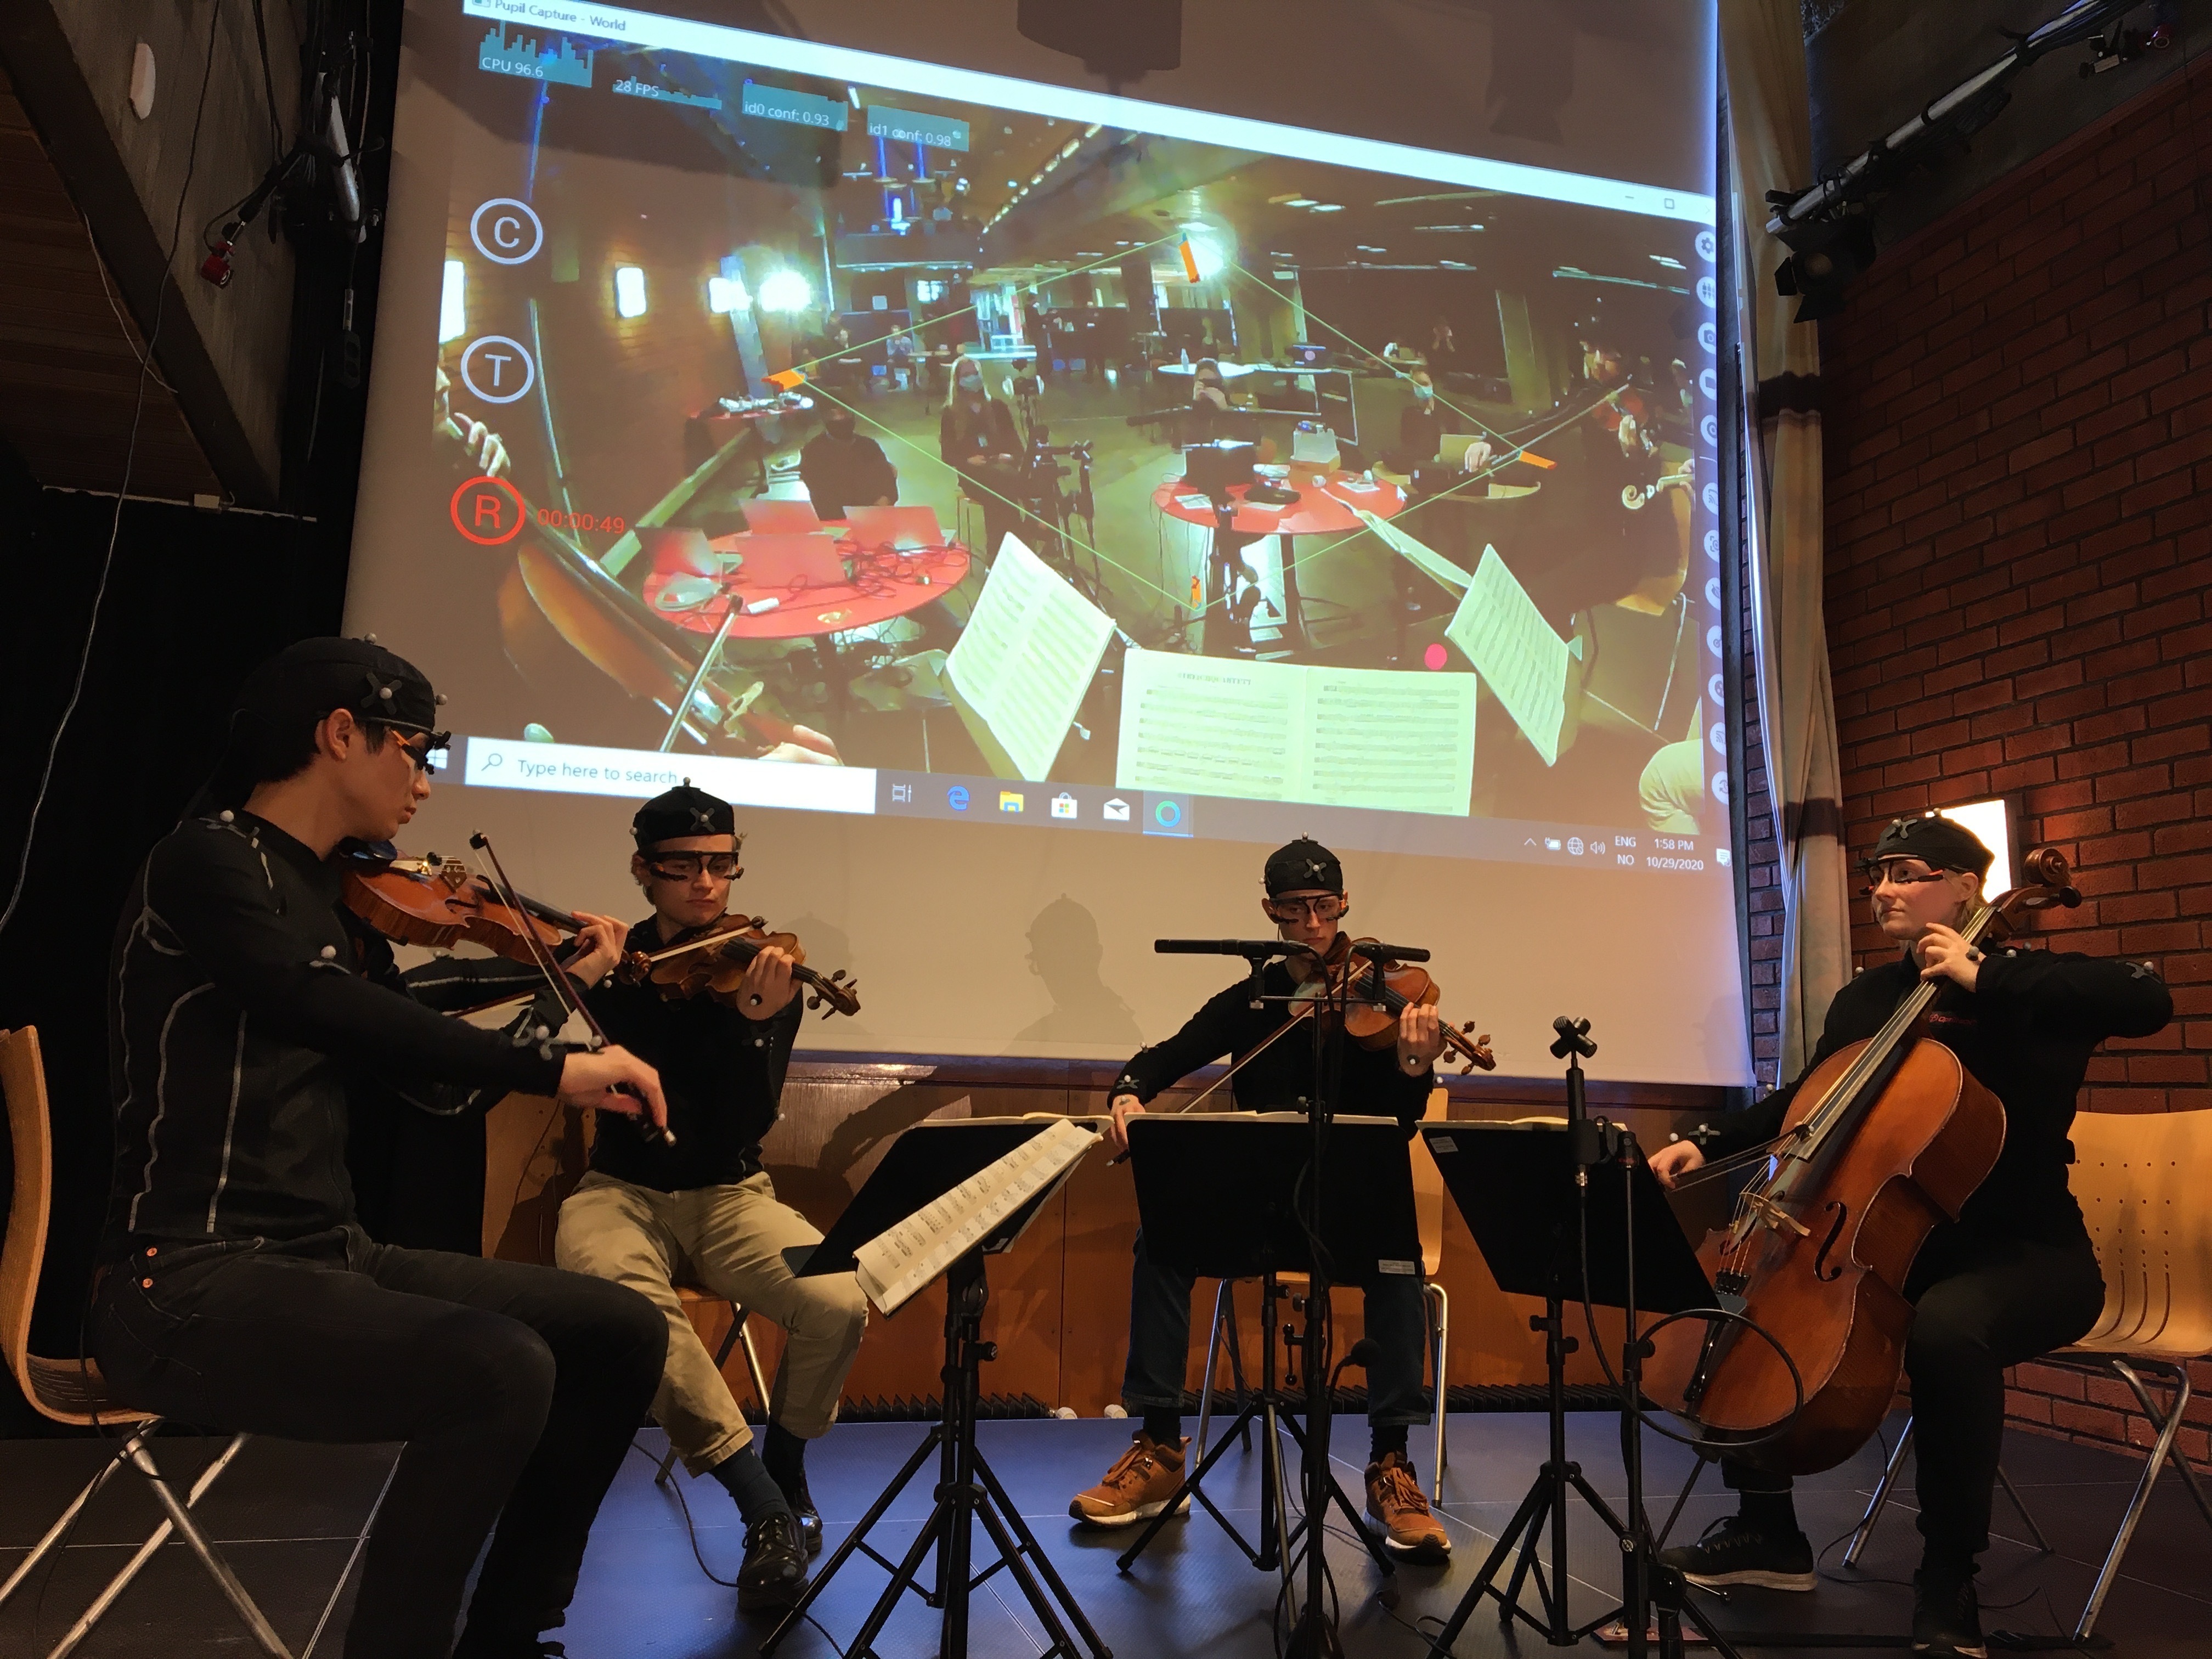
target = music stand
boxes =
[1115,1113,1413,1586]
[761,1118,1110,1659]
[1419,1121,1726,1656]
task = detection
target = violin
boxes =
[1646,848,2083,1475]
[1294,935,1496,1073]
[614,913,861,1020]
[341,848,582,968]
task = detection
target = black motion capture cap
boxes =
[1264,837,1344,896]
[633,781,737,850]
[1869,814,1994,879]
[233,635,445,737]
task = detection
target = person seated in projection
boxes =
[797,408,898,521]
[1073,839,1453,1568]
[89,637,670,1659]
[940,352,1029,556]
[555,786,870,1616]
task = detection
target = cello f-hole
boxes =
[1813,1199,1850,1283]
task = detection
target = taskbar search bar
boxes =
[460,736,878,815]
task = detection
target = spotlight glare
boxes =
[758,269,813,312]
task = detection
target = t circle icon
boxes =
[461,336,536,404]
[470,198,543,264]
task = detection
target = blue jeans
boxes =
[1119,1228,1432,1427]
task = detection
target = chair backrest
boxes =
[1412,1088,1448,1278]
[1,1026,52,1398]
[2067,1108,2212,1361]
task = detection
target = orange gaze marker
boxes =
[1177,240,1203,285]
[765,368,808,390]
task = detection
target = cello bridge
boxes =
[1744,1192,1812,1237]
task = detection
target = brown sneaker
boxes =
[1068,1432,1190,1527]
[1365,1451,1449,1564]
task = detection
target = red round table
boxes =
[1152,467,1406,647]
[640,527,970,641]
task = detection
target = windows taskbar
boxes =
[456,736,1730,876]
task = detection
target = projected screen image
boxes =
[351,0,1747,1082]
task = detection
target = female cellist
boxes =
[1647,814,2170,1659]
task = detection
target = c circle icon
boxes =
[1154,799,1182,828]
[451,475,527,546]
[460,335,536,405]
[470,198,544,265]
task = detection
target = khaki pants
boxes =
[555,1171,867,1474]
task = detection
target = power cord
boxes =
[0,0,226,938]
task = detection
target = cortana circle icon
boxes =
[947,786,970,811]
[1153,799,1182,829]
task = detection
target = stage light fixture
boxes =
[759,269,812,312]
[614,265,648,318]
[1773,213,1876,321]
[707,275,751,314]
[439,259,467,341]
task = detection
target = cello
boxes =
[1647,848,2083,1475]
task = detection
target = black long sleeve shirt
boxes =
[1708,943,2171,1244]
[1113,956,1436,1130]
[104,813,565,1260]
[581,918,802,1192]
[797,431,898,521]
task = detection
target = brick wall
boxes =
[1818,55,2212,1471]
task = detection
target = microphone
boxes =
[1346,941,1431,964]
[1154,939,1304,957]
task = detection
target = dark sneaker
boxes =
[1068,1433,1189,1527]
[778,1468,823,1557]
[736,1511,810,1613]
[1913,1569,1988,1658]
[1657,1515,1815,1591]
[1365,1451,1451,1564]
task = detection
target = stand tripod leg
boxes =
[1277,1410,1395,1579]
[1117,1397,1270,1571]
[1426,1474,1551,1652]
[843,1501,952,1659]
[973,1447,1113,1659]
[761,1425,944,1654]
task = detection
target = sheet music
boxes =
[1117,649,1475,815]
[1356,506,1473,595]
[944,534,1115,781]
[1443,546,1571,767]
[851,1118,1101,1316]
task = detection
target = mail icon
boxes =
[1102,798,1131,822]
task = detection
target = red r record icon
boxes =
[451,474,526,545]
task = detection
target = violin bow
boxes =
[467,832,676,1147]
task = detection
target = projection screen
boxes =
[347,0,1746,1084]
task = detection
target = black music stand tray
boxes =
[760,1118,1110,1659]
[1418,1121,1734,1657]
[1114,1112,1420,1587]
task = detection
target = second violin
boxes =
[616,913,861,1019]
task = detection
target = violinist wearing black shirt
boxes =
[1650,815,2170,1659]
[554,786,868,1613]
[88,638,671,1659]
[1068,839,1455,1566]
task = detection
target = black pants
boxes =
[1120,1229,1433,1431]
[89,1227,666,1659]
[1723,1223,2105,1571]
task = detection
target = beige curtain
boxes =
[1723,0,1853,1083]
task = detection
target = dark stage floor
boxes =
[3,1412,2205,1657]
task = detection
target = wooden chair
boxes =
[0,1027,294,1658]
[1194,1089,1452,1498]
[1843,1108,2212,1640]
[650,1283,774,1486]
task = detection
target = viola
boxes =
[615,913,861,1019]
[1646,848,2083,1475]
[341,848,580,967]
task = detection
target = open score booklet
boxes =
[851,1116,1102,1316]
